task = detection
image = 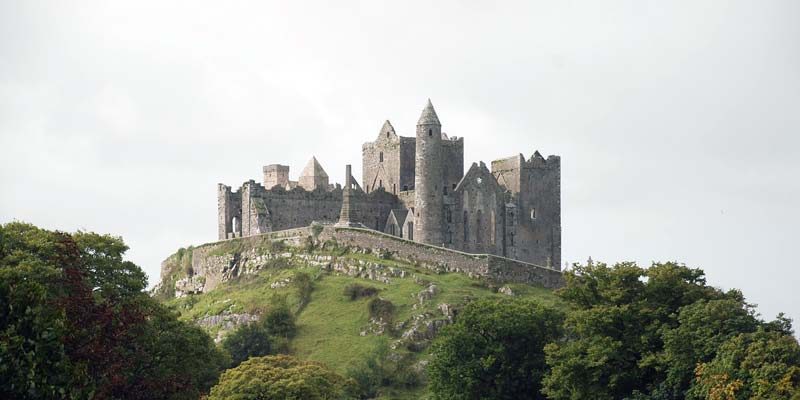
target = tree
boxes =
[689,329,800,400]
[658,296,759,397]
[208,355,358,400]
[542,261,734,400]
[0,222,227,399]
[428,298,564,400]
[223,322,273,368]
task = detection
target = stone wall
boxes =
[317,226,563,288]
[166,225,563,298]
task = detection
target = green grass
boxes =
[161,245,564,399]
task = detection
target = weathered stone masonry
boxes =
[218,99,561,270]
[172,225,563,297]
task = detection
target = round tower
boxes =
[414,99,444,244]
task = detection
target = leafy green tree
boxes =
[542,261,732,400]
[657,296,760,397]
[428,298,564,400]
[0,222,227,399]
[689,329,800,400]
[223,322,273,367]
[208,355,358,400]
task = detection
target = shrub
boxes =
[294,271,314,312]
[343,283,380,300]
[368,298,395,322]
[221,323,272,368]
[263,303,297,339]
[347,343,422,398]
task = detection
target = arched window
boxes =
[386,131,390,138]
[393,184,396,194]
[379,152,383,162]
[389,224,395,236]
[407,222,414,240]
[476,210,482,244]
[428,129,432,137]
[463,211,469,242]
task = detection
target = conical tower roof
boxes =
[417,99,440,125]
[300,156,328,179]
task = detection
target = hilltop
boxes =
[154,224,564,398]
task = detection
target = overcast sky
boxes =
[1,1,798,325]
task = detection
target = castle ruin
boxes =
[218,100,561,269]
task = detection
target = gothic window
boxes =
[463,211,469,242]
[379,152,383,162]
[476,210,483,244]
[389,224,395,236]
[407,222,414,240]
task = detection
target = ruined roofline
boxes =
[491,152,560,168]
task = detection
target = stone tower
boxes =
[413,99,444,245]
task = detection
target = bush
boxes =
[208,355,358,400]
[221,323,272,368]
[294,271,314,312]
[343,283,380,300]
[378,248,393,260]
[347,343,422,398]
[263,302,297,339]
[368,298,395,322]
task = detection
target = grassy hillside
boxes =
[161,243,563,399]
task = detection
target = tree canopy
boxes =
[428,298,564,399]
[0,222,227,399]
[208,355,358,400]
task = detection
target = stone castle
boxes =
[217,100,561,269]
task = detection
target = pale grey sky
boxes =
[1,1,798,325]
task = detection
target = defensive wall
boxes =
[172,224,563,295]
